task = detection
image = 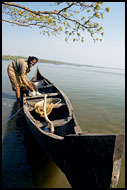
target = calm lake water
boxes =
[2,60,125,188]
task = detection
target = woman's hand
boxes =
[27,85,34,92]
[29,90,36,96]
[26,81,34,91]
[28,81,38,91]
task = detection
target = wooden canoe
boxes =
[22,67,124,188]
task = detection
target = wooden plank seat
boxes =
[25,92,60,100]
[38,84,53,89]
[35,116,72,128]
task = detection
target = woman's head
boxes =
[28,56,39,67]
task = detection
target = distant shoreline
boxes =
[2,55,71,65]
[2,55,124,71]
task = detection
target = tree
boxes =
[2,2,110,42]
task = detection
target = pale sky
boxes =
[2,2,125,69]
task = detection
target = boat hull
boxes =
[23,67,124,188]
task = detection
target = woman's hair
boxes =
[27,56,39,64]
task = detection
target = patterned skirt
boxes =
[7,63,26,91]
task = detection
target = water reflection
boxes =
[2,101,70,188]
[2,92,16,100]
[2,101,32,188]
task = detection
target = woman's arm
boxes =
[25,76,38,91]
[21,74,34,91]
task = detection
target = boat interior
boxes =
[25,79,76,137]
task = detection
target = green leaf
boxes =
[54,9,59,13]
[66,23,71,27]
[64,13,67,17]
[58,26,63,31]
[81,16,85,21]
[74,10,80,13]
[95,4,100,11]
[87,9,91,12]
[65,37,68,42]
[81,37,84,43]
[77,32,80,36]
[105,7,110,13]
[69,13,74,17]
[95,13,100,18]
[65,30,69,34]
[100,13,104,19]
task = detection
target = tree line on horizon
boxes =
[2,55,67,65]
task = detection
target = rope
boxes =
[2,106,24,125]
[43,95,54,133]
[33,98,61,118]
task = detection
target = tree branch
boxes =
[2,2,57,15]
[58,3,75,14]
[2,19,61,34]
[2,2,109,42]
[2,19,30,27]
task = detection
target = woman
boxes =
[7,56,39,101]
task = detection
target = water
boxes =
[2,60,125,188]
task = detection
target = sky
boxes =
[2,2,125,69]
